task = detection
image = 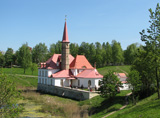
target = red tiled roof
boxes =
[51,69,73,78]
[76,69,103,78]
[41,54,74,69]
[70,55,94,69]
[62,21,69,43]
[118,73,127,78]
[121,81,128,84]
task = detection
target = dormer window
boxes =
[82,66,86,69]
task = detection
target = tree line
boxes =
[0,40,142,72]
[98,3,160,105]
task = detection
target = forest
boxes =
[0,40,141,70]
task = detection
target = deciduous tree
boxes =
[99,71,122,99]
[127,70,142,105]
[32,43,48,64]
[139,3,160,99]
[30,63,38,75]
[4,48,13,67]
[18,43,32,74]
[0,73,21,117]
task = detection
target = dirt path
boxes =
[101,92,132,118]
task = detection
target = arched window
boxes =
[88,80,91,87]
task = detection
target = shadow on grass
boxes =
[89,95,126,116]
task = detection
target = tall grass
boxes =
[21,88,88,118]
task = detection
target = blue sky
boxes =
[0,0,159,52]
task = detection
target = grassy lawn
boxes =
[108,93,160,118]
[1,67,38,76]
[79,90,131,118]
[97,65,131,76]
[7,74,38,87]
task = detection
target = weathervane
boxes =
[65,15,67,21]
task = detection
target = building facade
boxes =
[38,21,103,89]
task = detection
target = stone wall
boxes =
[37,83,95,100]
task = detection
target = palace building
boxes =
[38,21,103,89]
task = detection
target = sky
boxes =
[0,0,159,52]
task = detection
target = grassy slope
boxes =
[79,90,131,118]
[1,67,38,76]
[7,74,38,87]
[108,93,160,118]
[97,65,131,75]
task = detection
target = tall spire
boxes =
[61,19,70,70]
[62,21,69,43]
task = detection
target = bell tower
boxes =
[61,21,70,70]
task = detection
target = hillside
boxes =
[108,93,160,118]
[97,65,130,75]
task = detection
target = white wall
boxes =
[64,79,69,87]
[72,80,78,87]
[48,69,59,77]
[54,78,69,87]
[119,83,131,90]
[95,79,101,88]
[71,69,78,76]
[78,78,102,88]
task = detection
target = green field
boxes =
[79,90,131,118]
[1,67,38,76]
[108,93,160,118]
[97,65,131,75]
[7,74,38,87]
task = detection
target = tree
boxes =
[0,52,5,67]
[132,49,156,98]
[112,40,124,65]
[88,43,96,66]
[101,43,107,66]
[139,3,160,99]
[99,71,122,99]
[95,42,103,67]
[32,43,48,64]
[0,73,21,117]
[70,43,79,57]
[127,70,142,105]
[78,42,90,59]
[30,63,38,75]
[4,48,13,67]
[124,43,138,65]
[55,41,62,54]
[48,43,56,58]
[18,43,32,74]
[105,42,112,65]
